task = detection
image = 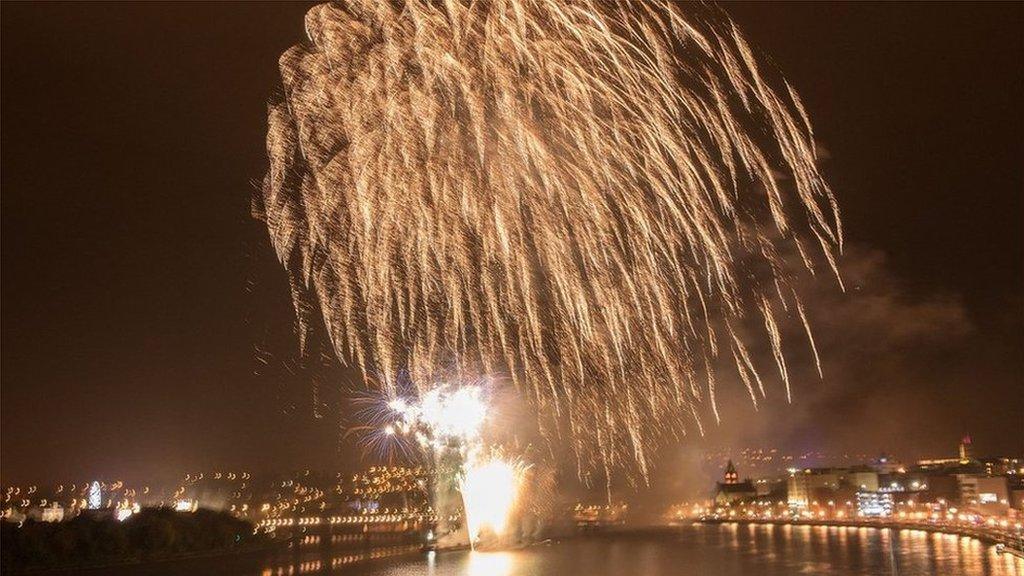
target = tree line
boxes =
[0,507,266,573]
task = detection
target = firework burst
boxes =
[256,0,841,479]
[380,381,526,546]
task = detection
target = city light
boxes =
[87,481,101,510]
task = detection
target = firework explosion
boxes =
[385,382,526,546]
[256,0,841,479]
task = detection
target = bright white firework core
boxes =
[460,457,522,542]
[388,383,522,545]
[392,384,488,442]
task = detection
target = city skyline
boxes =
[4,435,1020,526]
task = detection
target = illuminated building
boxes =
[980,457,1022,477]
[856,491,893,517]
[847,468,880,492]
[788,469,830,507]
[753,477,786,498]
[573,502,628,527]
[724,460,739,484]
[714,461,756,505]
[959,476,1009,514]
[916,474,960,503]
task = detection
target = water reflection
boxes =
[283,525,1021,576]
[465,551,514,576]
[99,524,1024,575]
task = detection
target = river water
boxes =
[102,523,1024,576]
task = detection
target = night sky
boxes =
[2,3,1021,485]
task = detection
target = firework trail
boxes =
[256,0,841,479]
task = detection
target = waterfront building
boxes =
[753,477,786,499]
[787,469,837,507]
[714,461,756,505]
[787,467,877,507]
[917,474,961,504]
[856,491,894,517]
[959,475,1010,515]
[848,467,880,492]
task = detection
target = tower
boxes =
[724,460,738,485]
[958,435,974,463]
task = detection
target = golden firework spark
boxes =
[256,0,841,479]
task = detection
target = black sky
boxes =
[2,2,1021,485]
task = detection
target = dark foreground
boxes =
[0,509,264,574]
[70,523,1024,576]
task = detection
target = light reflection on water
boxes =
[310,525,1023,576]
[104,524,1024,576]
[465,551,515,576]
